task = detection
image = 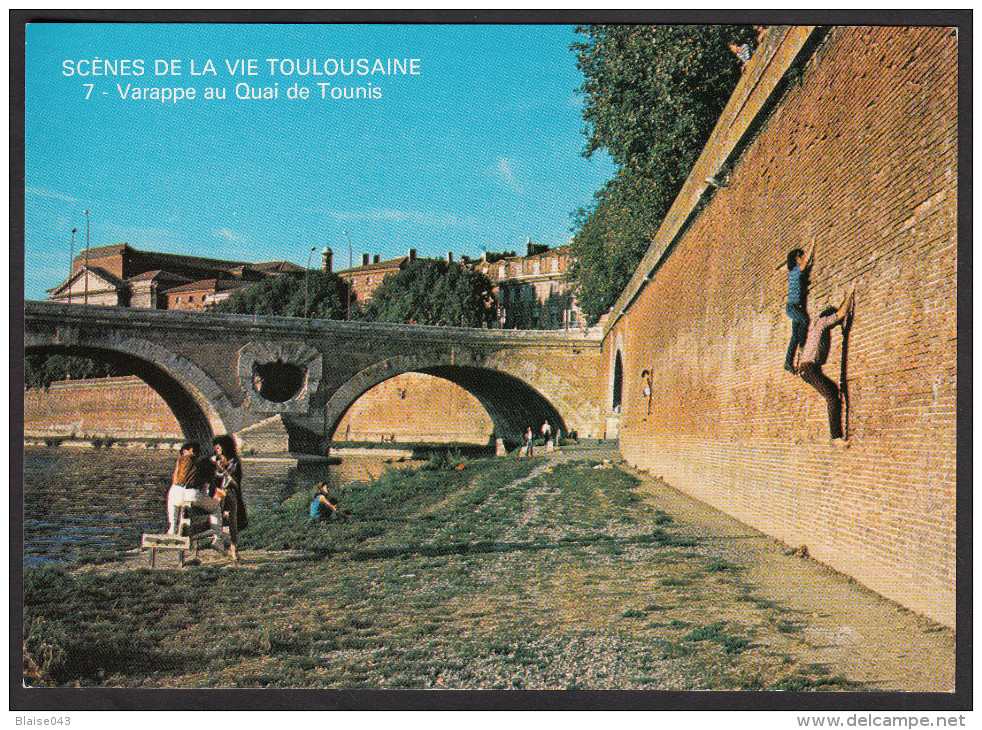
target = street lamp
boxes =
[68,227,77,305]
[305,245,317,318]
[345,230,353,320]
[83,210,90,305]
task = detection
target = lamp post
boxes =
[83,210,90,305]
[68,227,77,305]
[345,230,353,320]
[305,245,316,318]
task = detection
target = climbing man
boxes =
[783,238,816,374]
[798,283,855,446]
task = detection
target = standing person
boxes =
[525,426,534,457]
[541,420,552,443]
[784,239,815,373]
[167,442,222,539]
[212,434,248,560]
[798,283,855,445]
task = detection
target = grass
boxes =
[22,455,872,690]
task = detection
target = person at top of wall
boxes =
[212,434,248,561]
[783,238,815,374]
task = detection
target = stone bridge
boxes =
[23,301,604,454]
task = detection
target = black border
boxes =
[10,8,973,712]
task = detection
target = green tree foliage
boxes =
[213,272,354,320]
[569,24,757,324]
[24,354,123,390]
[362,259,497,327]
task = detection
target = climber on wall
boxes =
[797,283,855,446]
[782,238,816,374]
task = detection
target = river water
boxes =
[22,446,398,567]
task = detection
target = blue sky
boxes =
[23,23,617,300]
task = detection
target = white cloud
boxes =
[25,186,82,204]
[493,157,522,193]
[324,208,478,230]
[213,227,245,244]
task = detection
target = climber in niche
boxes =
[798,283,855,447]
[640,370,652,416]
[782,238,815,374]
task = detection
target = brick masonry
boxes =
[24,376,183,438]
[603,26,957,626]
[24,373,495,444]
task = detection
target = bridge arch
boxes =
[324,354,569,450]
[24,338,232,446]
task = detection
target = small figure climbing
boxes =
[640,370,653,416]
[782,238,816,374]
[798,283,856,446]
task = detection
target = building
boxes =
[332,241,586,330]
[332,248,418,303]
[46,243,304,310]
[472,241,584,330]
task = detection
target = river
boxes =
[21,445,399,567]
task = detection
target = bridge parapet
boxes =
[24,301,602,349]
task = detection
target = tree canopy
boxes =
[361,259,497,328]
[212,271,354,320]
[569,24,757,324]
[24,354,124,390]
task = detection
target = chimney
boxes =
[362,253,369,267]
[373,254,380,264]
[322,247,333,273]
[447,251,454,263]
[526,237,534,257]
[409,248,417,261]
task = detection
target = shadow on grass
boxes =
[302,528,700,562]
[41,641,207,686]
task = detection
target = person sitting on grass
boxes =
[798,282,855,447]
[309,482,351,523]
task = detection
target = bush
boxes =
[23,617,70,685]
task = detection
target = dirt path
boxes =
[620,460,955,692]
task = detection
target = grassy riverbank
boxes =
[23,453,947,690]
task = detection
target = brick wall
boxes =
[24,373,495,445]
[24,376,183,438]
[335,372,493,443]
[604,26,957,625]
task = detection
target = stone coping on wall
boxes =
[25,299,603,349]
[604,25,825,338]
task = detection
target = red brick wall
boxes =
[604,26,957,625]
[24,376,183,438]
[336,372,493,443]
[24,374,494,445]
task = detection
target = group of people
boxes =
[523,420,554,456]
[166,434,249,560]
[783,240,856,445]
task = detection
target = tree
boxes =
[569,24,757,323]
[361,259,497,327]
[212,271,354,320]
[24,354,123,389]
